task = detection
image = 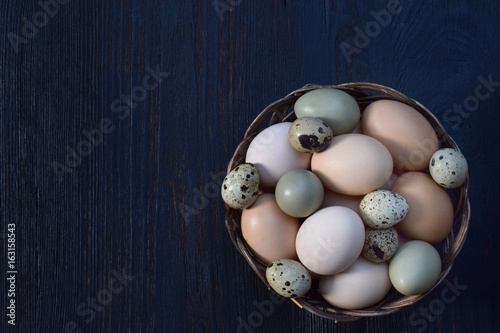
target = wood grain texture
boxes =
[1,0,499,332]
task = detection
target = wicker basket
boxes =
[224,83,471,322]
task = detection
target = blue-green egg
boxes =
[294,88,360,136]
[275,170,324,217]
[389,240,441,296]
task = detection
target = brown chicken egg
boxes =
[241,194,300,264]
[390,172,454,244]
[361,100,439,172]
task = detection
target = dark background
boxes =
[1,1,498,332]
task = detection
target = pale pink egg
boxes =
[319,257,392,309]
[246,122,311,189]
[295,206,365,275]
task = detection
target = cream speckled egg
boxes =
[429,148,468,188]
[288,117,333,153]
[266,259,312,298]
[363,228,399,263]
[221,163,260,209]
[359,190,409,229]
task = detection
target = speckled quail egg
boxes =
[221,163,260,209]
[288,117,333,153]
[266,259,312,298]
[359,190,409,229]
[363,228,399,263]
[429,148,468,188]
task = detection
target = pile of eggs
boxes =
[221,88,468,310]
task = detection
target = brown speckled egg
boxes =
[221,163,260,209]
[288,117,333,153]
[266,259,312,298]
[362,228,399,263]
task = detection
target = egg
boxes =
[295,206,365,275]
[221,163,260,209]
[361,100,439,172]
[362,228,399,263]
[359,190,409,229]
[391,172,454,244]
[266,259,312,298]
[246,122,311,189]
[275,170,324,218]
[288,116,333,153]
[389,240,442,296]
[320,189,363,215]
[429,148,468,188]
[319,257,392,310]
[241,194,300,264]
[311,134,393,196]
[294,88,360,135]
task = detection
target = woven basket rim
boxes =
[224,83,471,321]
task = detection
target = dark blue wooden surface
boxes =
[1,1,499,332]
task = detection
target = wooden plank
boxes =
[0,0,499,332]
